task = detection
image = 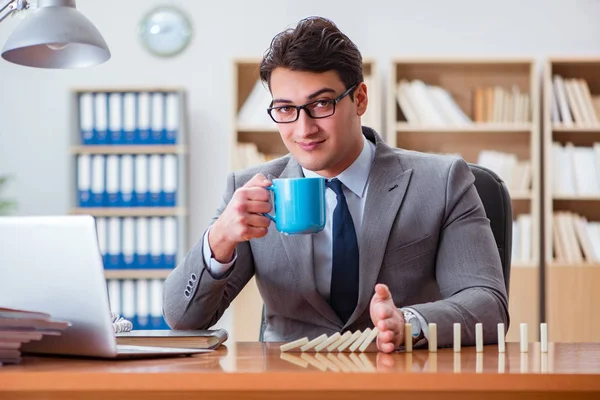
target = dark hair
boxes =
[259,16,363,94]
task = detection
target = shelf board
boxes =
[70,145,187,155]
[553,195,600,201]
[553,124,600,133]
[236,124,279,133]
[549,262,600,268]
[70,207,186,217]
[104,269,173,279]
[395,122,532,133]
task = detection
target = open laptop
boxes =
[0,215,209,359]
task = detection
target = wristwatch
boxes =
[402,309,425,345]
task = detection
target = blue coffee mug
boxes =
[263,177,326,235]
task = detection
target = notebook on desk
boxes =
[0,215,210,360]
[117,328,228,350]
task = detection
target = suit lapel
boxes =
[272,158,342,327]
[345,132,413,327]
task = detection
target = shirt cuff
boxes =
[202,227,237,278]
[402,307,429,346]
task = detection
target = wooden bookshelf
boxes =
[230,58,383,341]
[388,58,541,342]
[543,58,600,342]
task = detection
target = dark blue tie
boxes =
[327,178,359,323]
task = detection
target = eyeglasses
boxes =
[267,83,358,124]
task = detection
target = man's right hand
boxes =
[208,174,273,263]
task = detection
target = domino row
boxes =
[280,328,380,353]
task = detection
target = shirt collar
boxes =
[302,135,374,198]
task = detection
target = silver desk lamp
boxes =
[0,0,110,68]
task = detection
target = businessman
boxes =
[164,16,508,353]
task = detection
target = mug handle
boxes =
[262,186,276,222]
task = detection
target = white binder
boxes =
[151,92,165,144]
[94,92,108,144]
[135,217,149,269]
[163,217,177,269]
[162,154,177,206]
[137,92,151,144]
[121,279,136,325]
[107,217,121,269]
[77,154,91,207]
[165,92,179,144]
[79,92,94,144]
[149,279,165,328]
[135,280,150,330]
[134,155,149,206]
[107,279,122,316]
[90,155,105,207]
[105,155,120,207]
[148,154,162,207]
[119,155,134,207]
[108,92,123,144]
[123,92,136,144]
[149,217,163,268]
[122,217,135,269]
[95,217,108,267]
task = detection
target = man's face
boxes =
[269,68,368,178]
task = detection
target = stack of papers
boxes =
[0,307,70,365]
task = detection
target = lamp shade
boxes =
[1,1,110,68]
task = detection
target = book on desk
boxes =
[116,328,228,350]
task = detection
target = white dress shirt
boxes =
[202,135,428,345]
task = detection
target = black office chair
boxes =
[258,163,513,341]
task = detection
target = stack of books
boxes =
[0,307,70,365]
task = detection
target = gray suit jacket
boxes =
[163,127,509,347]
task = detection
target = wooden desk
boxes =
[1,342,600,399]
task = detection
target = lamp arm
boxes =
[0,0,29,24]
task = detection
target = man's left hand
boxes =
[369,283,404,353]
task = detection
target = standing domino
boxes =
[428,323,437,352]
[453,323,461,353]
[404,323,413,353]
[475,323,483,353]
[498,323,505,353]
[540,322,548,353]
[520,323,528,353]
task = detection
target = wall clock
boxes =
[139,5,193,57]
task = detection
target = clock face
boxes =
[139,6,192,57]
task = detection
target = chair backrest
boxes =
[258,163,513,341]
[468,163,512,297]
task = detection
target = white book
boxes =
[578,79,599,124]
[136,280,150,327]
[96,217,107,259]
[108,92,123,136]
[512,219,520,263]
[558,143,576,195]
[572,146,600,195]
[518,214,532,263]
[409,80,445,125]
[105,155,119,205]
[123,92,136,140]
[137,92,151,136]
[107,279,121,315]
[429,86,472,125]
[396,80,421,124]
[79,92,94,142]
[122,217,135,267]
[150,217,163,258]
[553,75,573,126]
[587,223,600,263]
[120,155,133,205]
[237,79,273,126]
[91,155,105,205]
[121,279,136,320]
